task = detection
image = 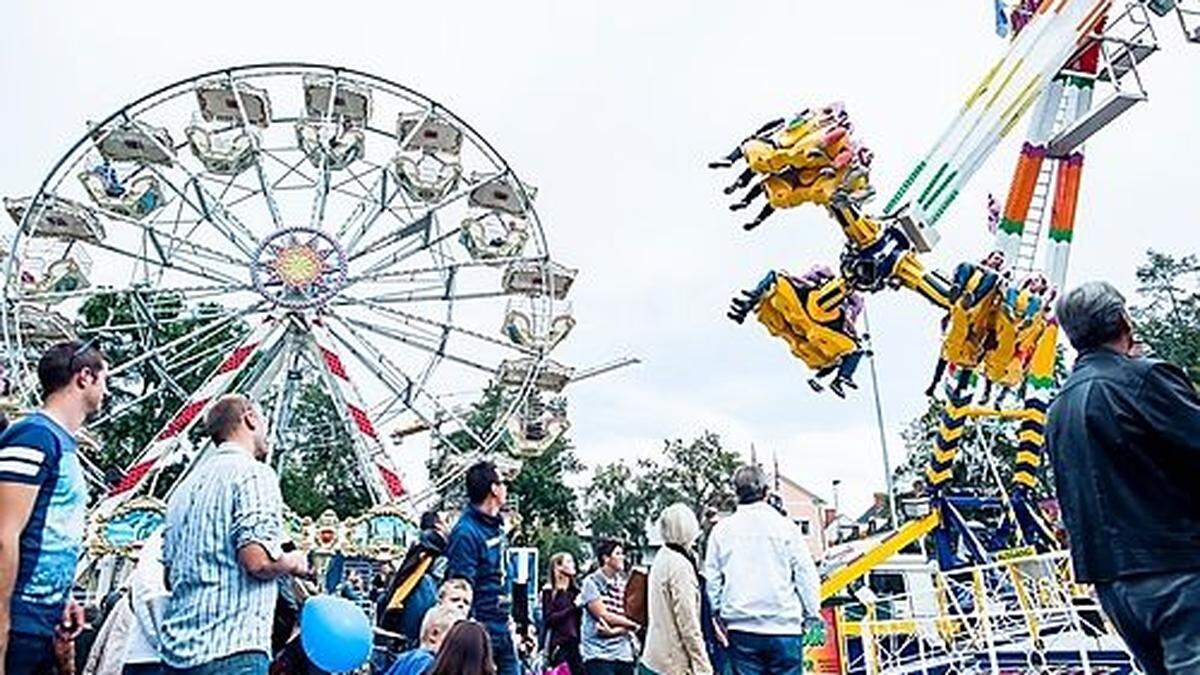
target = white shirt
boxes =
[703,501,821,634]
[124,532,168,664]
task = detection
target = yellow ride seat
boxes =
[940,269,1002,368]
[755,275,856,370]
[984,289,1049,386]
[761,168,842,209]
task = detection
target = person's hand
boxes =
[802,616,826,646]
[712,617,729,648]
[52,632,76,675]
[57,599,85,640]
[283,550,311,579]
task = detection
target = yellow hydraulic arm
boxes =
[820,511,941,601]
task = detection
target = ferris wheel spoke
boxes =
[116,111,262,257]
[322,315,492,451]
[334,312,495,376]
[346,171,490,260]
[106,300,266,377]
[335,293,536,356]
[345,255,543,291]
[83,236,247,288]
[350,221,462,281]
[88,329,244,430]
[257,147,317,192]
[339,104,436,251]
[195,172,259,201]
[223,71,284,230]
[141,165,259,260]
[327,298,444,344]
[358,286,517,305]
[102,209,252,274]
[336,169,401,251]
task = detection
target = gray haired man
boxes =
[704,465,822,675]
[1046,281,1200,675]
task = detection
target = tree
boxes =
[642,432,739,518]
[893,355,1066,505]
[893,398,1022,496]
[273,382,373,519]
[427,383,586,564]
[74,292,374,519]
[77,290,247,474]
[582,460,656,557]
[1132,250,1200,383]
[584,431,741,561]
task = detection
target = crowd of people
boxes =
[1,275,1198,675]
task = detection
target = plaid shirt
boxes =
[160,443,285,668]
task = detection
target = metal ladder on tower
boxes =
[1015,93,1070,277]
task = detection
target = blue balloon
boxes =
[300,595,372,673]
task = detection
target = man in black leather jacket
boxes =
[1047,281,1200,675]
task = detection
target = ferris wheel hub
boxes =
[250,226,348,310]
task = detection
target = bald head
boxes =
[207,394,251,444]
[206,394,268,459]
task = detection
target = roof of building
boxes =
[775,473,828,505]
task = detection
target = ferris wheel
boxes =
[1,63,578,513]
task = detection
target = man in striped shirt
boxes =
[0,341,108,675]
[160,394,308,675]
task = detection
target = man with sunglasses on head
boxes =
[0,340,109,675]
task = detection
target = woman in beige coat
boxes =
[639,503,713,675]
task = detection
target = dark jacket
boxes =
[445,506,510,623]
[1046,348,1200,582]
[377,528,447,641]
[541,586,581,654]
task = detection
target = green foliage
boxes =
[536,528,589,579]
[274,383,372,519]
[584,431,740,562]
[74,292,371,519]
[893,361,1067,503]
[78,290,246,473]
[645,432,739,517]
[1132,250,1200,383]
[583,460,655,557]
[893,400,1024,496]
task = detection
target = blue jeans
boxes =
[484,620,519,675]
[166,651,269,675]
[4,631,56,675]
[123,664,166,675]
[726,631,803,675]
[1095,571,1200,675]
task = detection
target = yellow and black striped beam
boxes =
[1012,398,1048,492]
[927,389,971,491]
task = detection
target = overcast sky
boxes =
[3,1,1198,516]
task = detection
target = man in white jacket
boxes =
[703,465,822,675]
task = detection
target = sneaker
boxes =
[808,378,824,393]
[840,378,858,390]
[830,379,846,398]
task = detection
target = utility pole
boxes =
[864,303,899,529]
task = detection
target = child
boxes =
[385,604,466,675]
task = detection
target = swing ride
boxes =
[715,0,1198,672]
[1,63,604,600]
